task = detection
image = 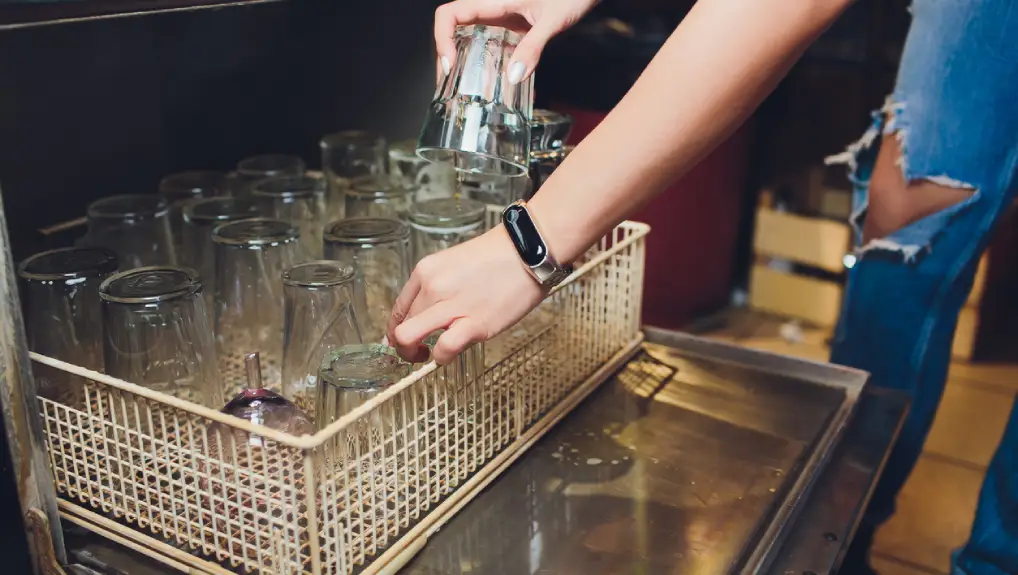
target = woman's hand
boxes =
[434,0,599,84]
[386,227,545,365]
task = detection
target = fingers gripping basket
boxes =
[32,207,649,574]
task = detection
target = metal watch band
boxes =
[501,201,573,289]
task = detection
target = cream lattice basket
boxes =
[32,207,649,574]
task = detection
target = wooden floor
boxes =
[688,309,1018,575]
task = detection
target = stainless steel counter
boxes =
[58,331,908,575]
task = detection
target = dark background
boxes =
[0,0,909,571]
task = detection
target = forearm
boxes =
[529,0,853,263]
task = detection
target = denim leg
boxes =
[952,398,1018,575]
[825,0,1018,569]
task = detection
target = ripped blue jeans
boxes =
[827,1,1018,574]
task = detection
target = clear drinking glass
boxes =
[407,198,487,265]
[86,194,177,268]
[344,175,415,220]
[158,170,230,245]
[180,197,261,306]
[281,261,363,418]
[213,218,302,397]
[320,131,388,221]
[315,344,411,425]
[323,218,412,343]
[417,25,534,176]
[252,174,328,259]
[526,146,575,200]
[389,139,457,203]
[234,154,307,195]
[99,266,221,407]
[19,247,119,405]
[529,109,573,154]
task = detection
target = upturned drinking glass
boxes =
[213,218,302,397]
[344,175,415,220]
[99,266,221,407]
[417,25,534,177]
[323,218,412,343]
[158,170,230,246]
[234,154,306,195]
[252,174,328,260]
[407,198,487,265]
[389,139,457,203]
[19,247,119,406]
[526,146,575,200]
[315,344,411,428]
[281,261,363,418]
[86,194,177,268]
[180,197,260,306]
[320,131,388,221]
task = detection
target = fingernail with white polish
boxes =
[507,61,526,85]
[440,56,451,76]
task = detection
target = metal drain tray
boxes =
[402,330,867,575]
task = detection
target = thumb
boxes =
[507,19,559,85]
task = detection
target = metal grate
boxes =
[33,208,649,574]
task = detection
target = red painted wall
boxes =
[555,104,752,329]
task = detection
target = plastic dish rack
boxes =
[31,206,649,574]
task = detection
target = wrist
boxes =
[526,192,582,266]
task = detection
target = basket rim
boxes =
[31,218,651,450]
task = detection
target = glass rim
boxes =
[388,139,425,161]
[236,154,306,178]
[319,130,386,150]
[318,344,411,390]
[347,175,415,199]
[415,146,529,177]
[323,217,410,246]
[250,174,324,200]
[282,260,357,288]
[212,217,300,248]
[99,265,202,304]
[158,170,229,201]
[87,194,170,221]
[182,197,260,225]
[18,246,119,282]
[407,198,487,228]
[530,109,573,127]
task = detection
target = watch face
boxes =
[503,204,547,267]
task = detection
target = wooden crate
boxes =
[749,203,851,328]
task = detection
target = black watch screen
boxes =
[502,203,548,267]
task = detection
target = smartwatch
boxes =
[501,200,573,288]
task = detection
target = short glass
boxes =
[320,131,388,221]
[86,194,177,268]
[281,261,363,418]
[417,25,534,177]
[529,109,573,154]
[180,197,260,305]
[234,154,306,195]
[212,218,302,397]
[315,344,411,435]
[252,174,328,259]
[389,139,457,203]
[99,266,221,407]
[158,170,230,245]
[344,175,415,220]
[323,218,412,343]
[19,247,119,405]
[407,198,487,265]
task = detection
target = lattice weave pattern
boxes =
[36,216,647,574]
